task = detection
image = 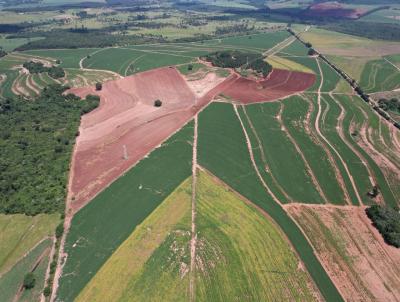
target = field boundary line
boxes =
[189,115,198,302]
[314,58,363,205]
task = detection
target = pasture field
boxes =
[359,58,400,93]
[326,55,371,82]
[242,102,324,204]
[267,56,314,74]
[287,205,400,302]
[0,37,43,52]
[0,238,52,302]
[319,60,340,93]
[386,53,400,68]
[76,177,192,302]
[57,122,193,301]
[198,102,343,302]
[195,170,320,301]
[281,96,346,204]
[0,214,59,275]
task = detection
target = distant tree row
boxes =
[0,85,100,215]
[378,98,400,114]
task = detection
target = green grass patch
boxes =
[0,214,59,275]
[57,122,193,301]
[360,59,400,93]
[279,39,309,56]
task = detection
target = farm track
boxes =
[314,58,363,205]
[189,116,198,302]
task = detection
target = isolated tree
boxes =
[154,99,162,107]
[188,64,193,71]
[95,82,102,91]
[23,273,36,289]
[308,48,317,56]
[305,42,312,48]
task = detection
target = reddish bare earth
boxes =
[223,69,316,104]
[287,204,400,302]
[68,67,236,213]
[306,2,367,19]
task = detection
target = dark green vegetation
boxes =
[324,21,400,41]
[366,205,400,248]
[378,97,400,114]
[23,61,65,79]
[56,122,193,302]
[0,85,99,215]
[198,102,343,302]
[23,272,35,289]
[204,50,272,76]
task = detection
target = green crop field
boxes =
[56,122,193,302]
[360,59,400,93]
[280,56,321,91]
[0,239,52,302]
[281,96,346,204]
[241,102,324,204]
[76,177,192,302]
[0,214,59,275]
[198,102,343,302]
[319,60,340,93]
[279,39,309,56]
[195,170,319,301]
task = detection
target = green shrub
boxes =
[23,272,36,289]
[366,205,400,248]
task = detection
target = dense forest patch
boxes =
[203,50,272,76]
[23,61,65,79]
[0,85,99,215]
[366,205,400,248]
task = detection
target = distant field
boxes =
[326,55,371,82]
[0,37,43,52]
[76,177,192,302]
[195,171,319,301]
[278,39,309,56]
[267,56,314,74]
[57,122,193,301]
[359,58,400,93]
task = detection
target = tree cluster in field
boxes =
[0,85,100,215]
[204,50,272,77]
[23,61,65,79]
[0,47,7,58]
[378,98,400,114]
[366,205,400,248]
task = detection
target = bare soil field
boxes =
[223,69,316,104]
[67,67,234,213]
[287,204,400,302]
[306,2,367,19]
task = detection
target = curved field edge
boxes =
[195,170,321,301]
[56,122,193,302]
[76,177,192,302]
[197,102,343,302]
[287,205,400,302]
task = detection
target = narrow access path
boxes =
[189,115,198,302]
[314,58,363,205]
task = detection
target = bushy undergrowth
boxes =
[204,50,272,76]
[366,205,400,248]
[0,85,99,215]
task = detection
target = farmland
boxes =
[195,171,320,301]
[287,204,400,302]
[1,2,400,300]
[56,122,193,301]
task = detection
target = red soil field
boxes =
[68,67,237,213]
[222,69,316,104]
[306,2,367,19]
